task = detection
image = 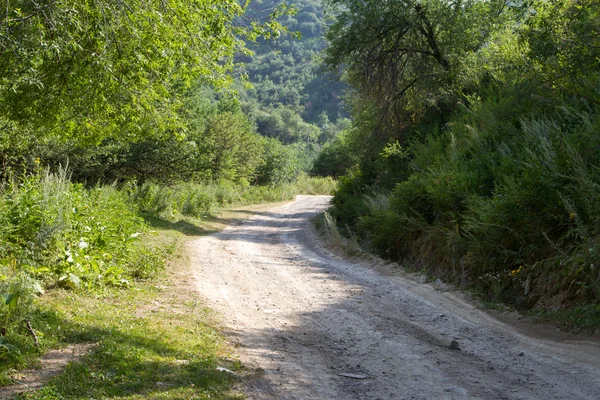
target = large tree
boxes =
[324,0,506,134]
[0,0,288,142]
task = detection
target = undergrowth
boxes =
[314,211,364,258]
[0,166,334,390]
[330,95,600,330]
[0,167,165,385]
[130,174,337,221]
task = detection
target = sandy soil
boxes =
[188,195,600,400]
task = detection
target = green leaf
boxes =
[0,337,20,354]
[1,293,20,310]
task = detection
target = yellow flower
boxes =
[510,265,524,277]
[569,213,576,220]
[34,157,41,165]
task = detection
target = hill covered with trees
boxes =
[235,0,349,150]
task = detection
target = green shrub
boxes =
[0,167,164,370]
[0,167,161,289]
[334,94,600,310]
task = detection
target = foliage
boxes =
[256,138,304,185]
[0,0,289,144]
[324,0,505,134]
[522,0,600,103]
[241,0,347,125]
[0,167,167,373]
[36,101,287,185]
[322,0,600,313]
[311,129,357,178]
[199,112,265,182]
[0,167,162,290]
[130,174,337,222]
[1,1,344,189]
[1,256,242,397]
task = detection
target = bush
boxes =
[130,175,338,222]
[0,167,161,290]
[333,91,600,310]
[0,167,164,369]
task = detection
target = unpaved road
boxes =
[189,196,600,400]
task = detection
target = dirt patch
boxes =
[0,343,97,398]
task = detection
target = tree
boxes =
[198,112,264,182]
[255,137,302,185]
[0,0,289,143]
[324,0,505,135]
[523,0,600,104]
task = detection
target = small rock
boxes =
[216,367,235,374]
[519,352,525,357]
[339,373,368,379]
[156,382,165,387]
[449,340,461,351]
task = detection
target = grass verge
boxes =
[4,201,290,399]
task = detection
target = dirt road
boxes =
[188,195,600,400]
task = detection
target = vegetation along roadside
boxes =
[0,164,334,398]
[312,0,600,332]
[2,1,600,398]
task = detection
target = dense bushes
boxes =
[352,101,600,304]
[322,0,600,314]
[330,88,600,310]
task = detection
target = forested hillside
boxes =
[241,0,347,125]
[219,0,350,174]
[315,0,600,326]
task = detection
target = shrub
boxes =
[0,167,164,368]
[0,167,161,290]
[130,175,337,222]
[333,92,600,310]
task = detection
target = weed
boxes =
[130,175,337,222]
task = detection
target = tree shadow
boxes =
[12,307,242,399]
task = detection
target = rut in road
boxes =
[188,195,600,400]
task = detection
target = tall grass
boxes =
[0,166,164,374]
[129,174,337,221]
[0,167,161,289]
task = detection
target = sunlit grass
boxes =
[2,201,291,399]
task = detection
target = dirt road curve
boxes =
[188,195,600,400]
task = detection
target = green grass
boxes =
[2,201,293,399]
[129,174,337,222]
[14,280,243,399]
